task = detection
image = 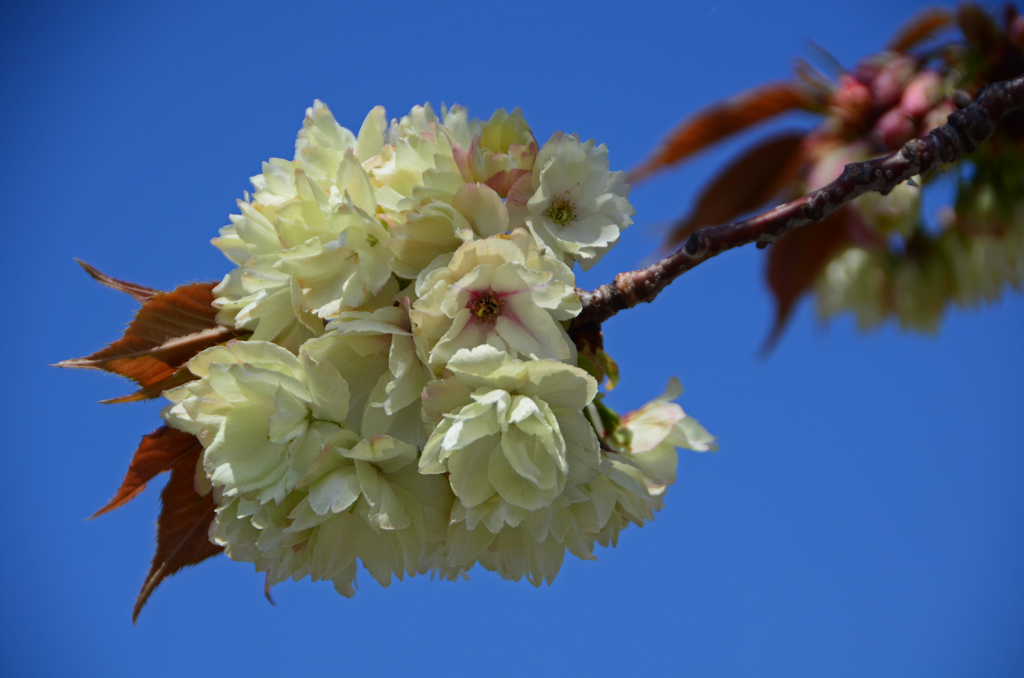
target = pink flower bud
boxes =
[873,108,916,150]
[1008,14,1024,49]
[900,71,942,119]
[829,75,872,127]
[869,55,917,111]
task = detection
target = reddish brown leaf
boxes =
[886,7,954,53]
[629,82,816,184]
[666,133,807,248]
[264,573,276,606]
[957,2,1001,52]
[761,205,858,354]
[98,367,197,404]
[75,259,161,303]
[91,426,203,518]
[134,442,222,623]
[57,281,238,400]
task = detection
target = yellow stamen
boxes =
[546,197,575,226]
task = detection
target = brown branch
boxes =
[572,75,1024,333]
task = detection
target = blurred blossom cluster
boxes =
[809,4,1024,332]
[634,2,1024,341]
[161,102,715,596]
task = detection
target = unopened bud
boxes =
[900,71,942,119]
[873,107,916,151]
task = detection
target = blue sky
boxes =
[3,0,1022,676]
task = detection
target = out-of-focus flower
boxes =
[630,3,1024,342]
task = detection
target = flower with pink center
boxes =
[410,230,580,371]
[444,106,539,198]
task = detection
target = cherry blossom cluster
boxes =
[161,102,715,596]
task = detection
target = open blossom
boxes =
[388,182,509,279]
[160,325,454,595]
[367,103,465,213]
[212,433,454,597]
[431,367,717,587]
[419,345,604,585]
[565,379,718,563]
[611,377,717,486]
[411,229,581,370]
[508,132,634,270]
[212,101,393,348]
[614,378,718,457]
[160,340,353,504]
[311,305,433,448]
[442,456,667,587]
[419,345,601,511]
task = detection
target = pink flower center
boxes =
[469,291,505,324]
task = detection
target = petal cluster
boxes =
[160,101,714,598]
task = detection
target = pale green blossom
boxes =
[420,345,600,512]
[439,438,699,587]
[211,433,454,597]
[212,101,393,347]
[310,305,434,448]
[612,377,718,485]
[855,181,921,239]
[388,181,512,280]
[943,220,1024,306]
[507,132,634,270]
[161,340,352,504]
[410,229,580,369]
[418,345,613,585]
[274,204,393,319]
[816,206,1024,332]
[816,247,888,329]
[365,103,465,213]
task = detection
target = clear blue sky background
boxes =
[2,0,1022,676]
